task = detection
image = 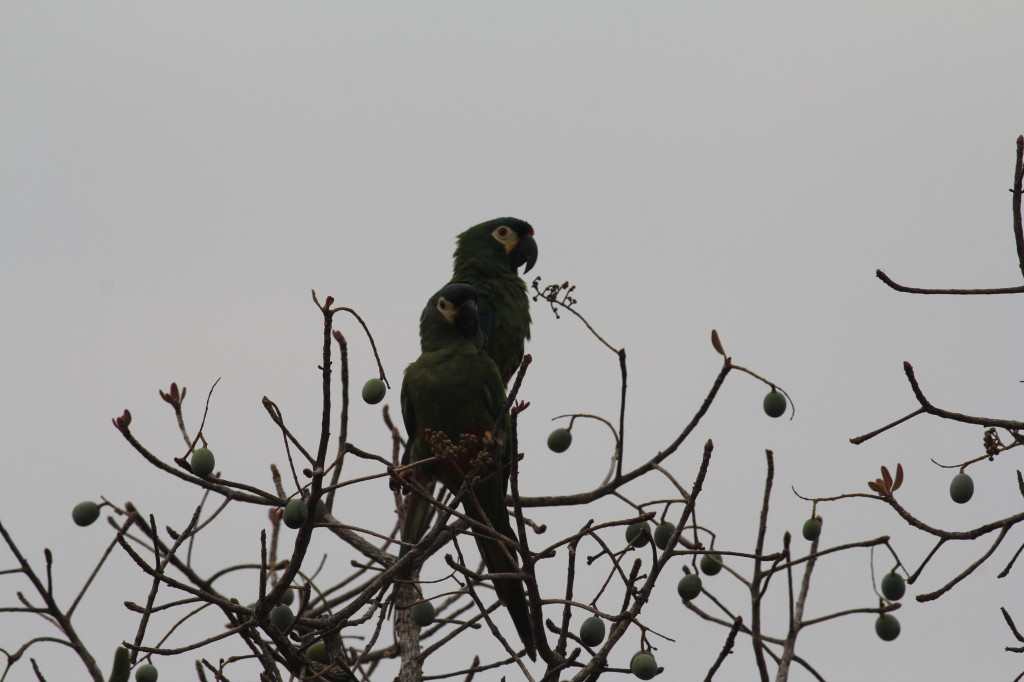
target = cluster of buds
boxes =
[982,427,1002,459]
[531,278,577,317]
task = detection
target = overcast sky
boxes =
[3,3,1024,680]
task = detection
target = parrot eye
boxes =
[492,225,515,243]
[436,297,450,311]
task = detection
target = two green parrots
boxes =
[401,282,536,659]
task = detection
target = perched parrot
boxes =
[401,282,536,660]
[422,217,538,384]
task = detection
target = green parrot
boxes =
[423,217,538,384]
[401,282,536,660]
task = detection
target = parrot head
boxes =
[454,218,538,274]
[427,282,481,341]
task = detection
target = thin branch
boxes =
[0,521,105,681]
[850,408,925,445]
[1013,135,1024,280]
[902,362,1024,430]
[916,524,1012,602]
[704,617,743,681]
[519,360,731,508]
[749,451,774,682]
[1002,607,1024,646]
[876,136,1024,291]
[875,269,1024,295]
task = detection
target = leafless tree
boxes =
[3,136,1022,682]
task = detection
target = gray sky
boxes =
[3,2,1023,680]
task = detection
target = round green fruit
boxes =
[579,616,606,647]
[361,378,387,405]
[72,501,100,527]
[411,600,436,627]
[875,613,900,641]
[280,587,295,605]
[283,499,308,529]
[653,521,676,550]
[802,518,821,541]
[700,552,723,576]
[763,390,787,418]
[630,651,658,680]
[191,447,215,477]
[306,641,330,664]
[135,663,159,682]
[270,604,294,630]
[677,573,702,600]
[547,428,572,453]
[880,572,906,601]
[949,473,974,504]
[626,521,651,548]
[314,498,327,523]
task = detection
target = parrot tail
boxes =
[470,499,537,661]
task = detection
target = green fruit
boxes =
[653,522,676,550]
[135,663,159,682]
[950,473,974,504]
[191,447,215,477]
[109,647,131,682]
[763,390,787,418]
[579,616,606,647]
[72,501,100,527]
[875,613,900,641]
[314,498,326,523]
[361,378,386,405]
[802,518,821,541]
[700,552,723,576]
[547,427,572,453]
[677,573,702,600]
[306,641,330,664]
[630,651,658,680]
[625,521,651,548]
[280,587,295,605]
[270,604,294,630]
[880,572,906,601]
[283,499,308,529]
[411,600,436,627]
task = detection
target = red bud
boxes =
[160,383,185,406]
[112,409,132,433]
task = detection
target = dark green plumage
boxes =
[421,218,538,384]
[401,282,536,660]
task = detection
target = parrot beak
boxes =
[454,298,480,338]
[509,234,538,273]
